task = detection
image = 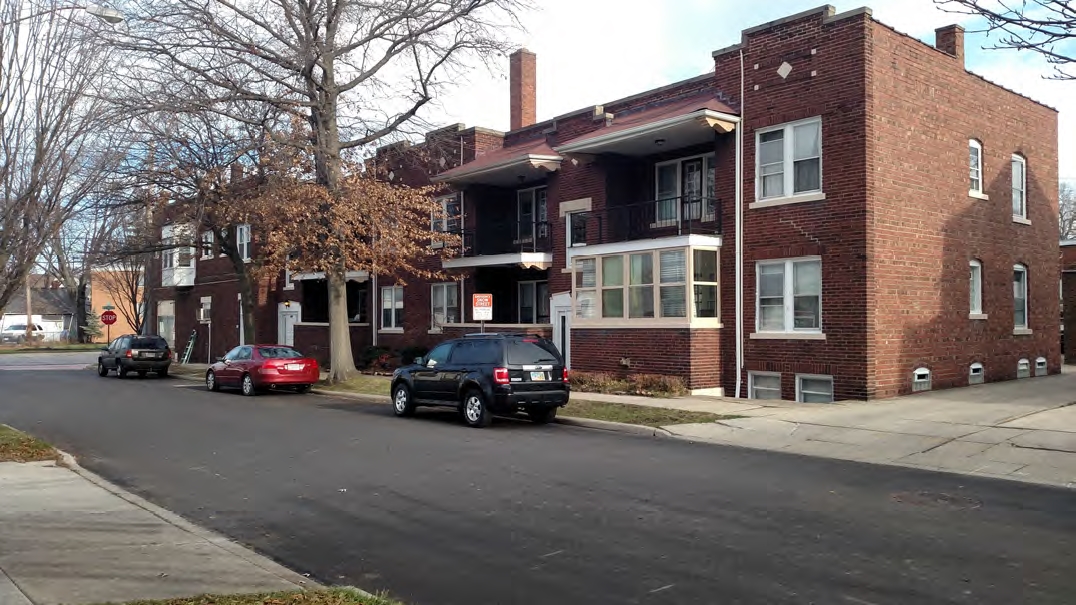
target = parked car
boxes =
[205,344,319,396]
[97,334,172,378]
[390,333,570,428]
[1,324,44,345]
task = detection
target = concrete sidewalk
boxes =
[582,371,1076,489]
[0,458,311,604]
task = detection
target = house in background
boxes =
[147,4,1060,401]
[1,276,76,341]
[88,265,145,342]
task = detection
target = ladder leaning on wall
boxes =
[180,329,197,365]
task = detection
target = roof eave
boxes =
[554,109,740,155]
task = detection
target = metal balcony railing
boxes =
[568,196,721,247]
[449,219,553,258]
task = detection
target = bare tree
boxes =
[935,0,1076,79]
[1059,182,1076,240]
[0,1,123,318]
[117,0,524,382]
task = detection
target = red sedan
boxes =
[205,344,319,396]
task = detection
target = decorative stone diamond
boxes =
[777,61,793,79]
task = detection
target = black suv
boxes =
[390,333,570,428]
[97,334,172,378]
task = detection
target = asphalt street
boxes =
[1,359,1074,604]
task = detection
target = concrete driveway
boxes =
[0,351,99,371]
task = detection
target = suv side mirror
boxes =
[414,356,424,366]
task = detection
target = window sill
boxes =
[969,313,988,320]
[1013,328,1033,336]
[750,332,826,340]
[1012,216,1031,225]
[573,319,723,329]
[379,328,404,334]
[750,191,826,209]
[968,190,990,201]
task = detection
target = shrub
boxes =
[570,370,688,398]
[358,346,391,370]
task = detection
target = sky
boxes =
[420,0,1074,185]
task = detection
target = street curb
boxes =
[311,388,388,404]
[53,449,324,590]
[556,416,673,437]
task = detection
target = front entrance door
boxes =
[551,292,571,368]
[278,303,301,346]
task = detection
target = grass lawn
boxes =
[318,374,392,397]
[0,425,58,462]
[0,343,104,354]
[563,400,742,428]
[94,588,401,605]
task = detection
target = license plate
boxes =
[529,371,546,381]
[139,352,156,359]
[285,363,305,371]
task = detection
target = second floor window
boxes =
[1011,154,1027,219]
[969,139,983,194]
[757,118,822,200]
[431,194,461,233]
[655,154,716,222]
[237,224,252,260]
[201,231,214,259]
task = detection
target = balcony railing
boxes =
[449,218,553,258]
[569,196,721,247]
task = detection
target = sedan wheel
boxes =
[392,384,415,417]
[206,370,220,392]
[461,389,492,428]
[241,374,256,397]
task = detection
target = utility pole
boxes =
[24,278,32,343]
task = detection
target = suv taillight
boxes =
[163,350,171,360]
[563,368,570,383]
[493,367,510,385]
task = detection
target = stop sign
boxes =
[101,310,117,326]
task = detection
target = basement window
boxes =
[1035,357,1047,377]
[969,363,984,385]
[912,367,932,392]
[1017,358,1031,379]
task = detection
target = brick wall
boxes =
[867,20,1060,396]
[572,328,721,390]
[712,8,872,400]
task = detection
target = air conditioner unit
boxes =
[198,307,212,322]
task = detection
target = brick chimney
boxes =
[509,48,536,130]
[935,24,965,65]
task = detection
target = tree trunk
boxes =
[326,268,357,382]
[237,268,257,346]
[74,279,88,343]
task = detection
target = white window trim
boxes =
[795,373,834,404]
[381,285,404,330]
[1011,154,1027,220]
[200,231,214,260]
[653,152,717,226]
[748,371,782,400]
[969,259,983,316]
[754,256,823,336]
[237,224,252,262]
[430,282,461,331]
[969,139,985,197]
[1013,263,1029,330]
[572,246,722,329]
[755,116,823,204]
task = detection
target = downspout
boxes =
[371,272,378,347]
[734,49,746,399]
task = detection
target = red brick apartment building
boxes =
[148,5,1059,401]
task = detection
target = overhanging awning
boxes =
[291,271,369,282]
[556,93,739,158]
[443,252,553,270]
[432,140,562,186]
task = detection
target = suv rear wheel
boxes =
[461,389,492,428]
[526,406,558,425]
[97,361,108,377]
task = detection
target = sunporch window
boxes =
[574,247,719,325]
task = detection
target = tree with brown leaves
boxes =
[115,0,523,380]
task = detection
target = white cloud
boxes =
[421,1,1072,179]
